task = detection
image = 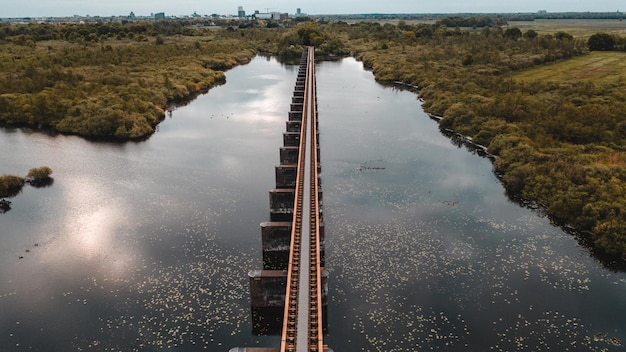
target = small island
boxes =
[0,166,53,213]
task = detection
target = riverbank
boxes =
[337,21,625,263]
[0,26,259,140]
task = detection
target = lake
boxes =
[1,55,624,351]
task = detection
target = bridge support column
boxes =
[261,222,325,270]
[248,270,329,335]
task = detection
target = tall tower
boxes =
[238,6,246,18]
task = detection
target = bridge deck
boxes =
[235,48,327,352]
[280,47,324,352]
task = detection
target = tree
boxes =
[588,32,615,51]
[0,174,25,197]
[523,29,538,40]
[504,27,522,41]
[555,31,574,41]
[462,54,474,66]
[27,166,53,180]
[296,22,324,46]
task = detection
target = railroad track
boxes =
[280,47,324,352]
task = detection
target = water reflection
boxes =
[0,56,624,352]
[316,58,626,352]
[28,177,54,189]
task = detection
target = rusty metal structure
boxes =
[234,48,330,352]
[279,46,325,352]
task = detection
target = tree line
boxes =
[0,21,204,43]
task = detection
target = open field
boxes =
[513,51,626,85]
[365,18,626,40]
[510,19,626,38]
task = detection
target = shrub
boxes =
[0,174,25,197]
[27,166,53,180]
[588,33,616,51]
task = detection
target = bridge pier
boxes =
[283,132,300,147]
[269,189,295,221]
[286,120,301,133]
[261,222,292,269]
[248,270,328,335]
[269,189,323,222]
[261,222,325,270]
[276,164,321,189]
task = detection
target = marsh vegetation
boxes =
[0,166,53,213]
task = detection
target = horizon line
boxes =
[1,10,624,19]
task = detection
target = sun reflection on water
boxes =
[55,176,136,280]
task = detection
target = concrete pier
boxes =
[248,270,329,335]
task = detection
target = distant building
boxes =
[238,6,246,18]
[258,13,272,20]
[154,12,165,20]
[252,10,289,21]
[254,11,272,20]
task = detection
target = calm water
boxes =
[1,56,625,352]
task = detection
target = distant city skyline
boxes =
[2,0,621,18]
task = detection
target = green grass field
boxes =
[510,19,626,38]
[513,51,626,85]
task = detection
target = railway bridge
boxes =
[231,48,331,352]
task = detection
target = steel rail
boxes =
[307,47,323,352]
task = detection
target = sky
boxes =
[1,0,622,18]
